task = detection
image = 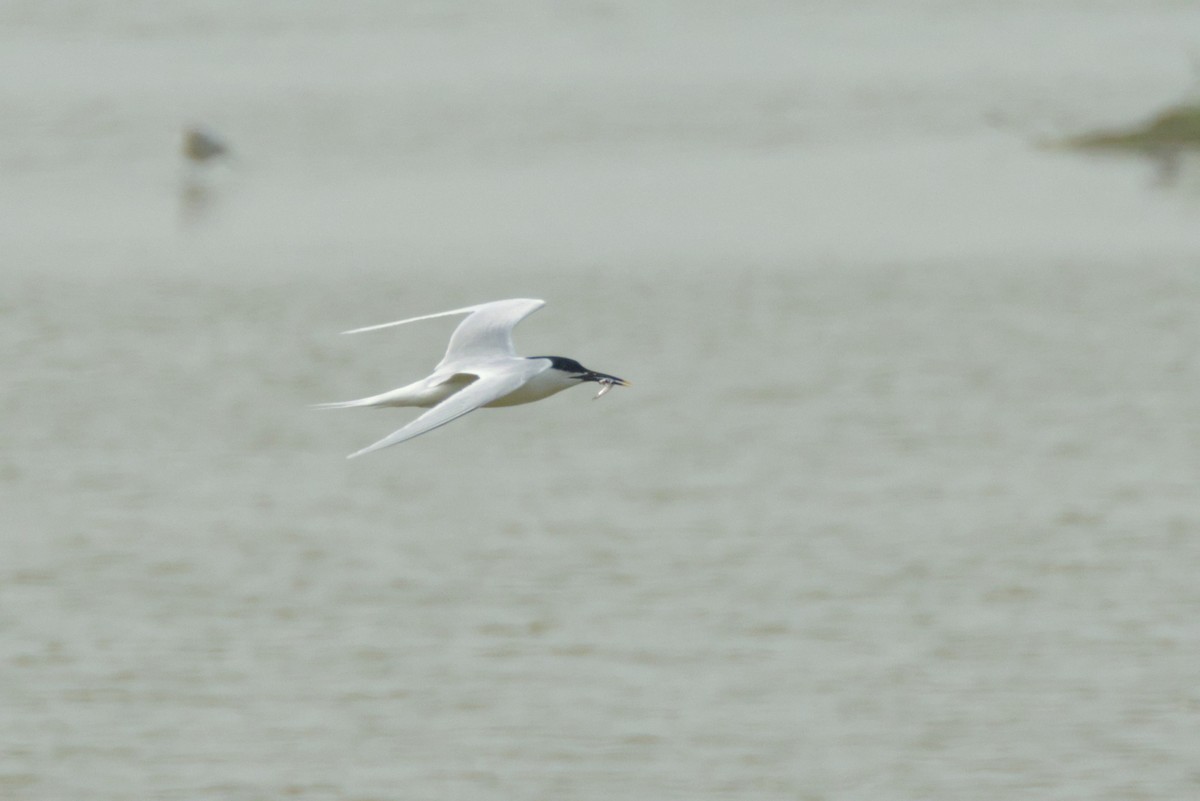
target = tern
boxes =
[316,298,629,458]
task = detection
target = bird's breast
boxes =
[482,367,575,407]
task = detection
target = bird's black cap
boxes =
[532,356,628,386]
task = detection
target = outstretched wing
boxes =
[436,299,544,369]
[343,298,545,369]
[346,360,549,458]
[342,303,484,335]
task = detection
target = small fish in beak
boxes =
[592,376,629,399]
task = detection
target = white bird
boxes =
[316,298,629,458]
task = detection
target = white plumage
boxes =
[316,298,628,458]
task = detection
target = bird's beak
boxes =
[587,372,629,387]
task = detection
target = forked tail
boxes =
[311,398,375,410]
[311,380,430,409]
[311,390,406,410]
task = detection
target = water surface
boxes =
[2,3,1200,800]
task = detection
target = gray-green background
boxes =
[3,2,1199,799]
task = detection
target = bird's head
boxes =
[539,356,630,397]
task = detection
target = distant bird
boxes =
[316,299,629,458]
[181,125,228,164]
